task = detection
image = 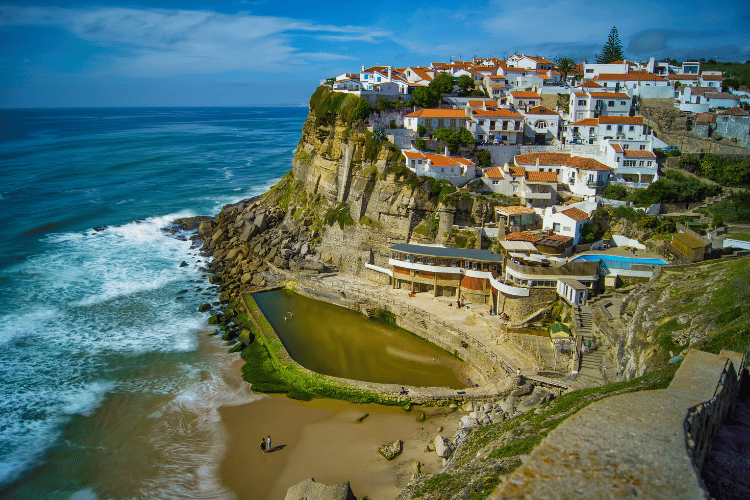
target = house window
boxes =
[623,144,629,149]
[608,101,615,106]
[553,223,561,231]
[640,145,646,150]
[623,160,636,167]
[629,126,634,131]
[606,125,612,131]
[492,180,499,185]
[534,120,548,128]
[578,100,586,106]
[621,101,626,105]
[639,161,644,166]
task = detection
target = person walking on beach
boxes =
[266,435,272,452]
[260,437,266,453]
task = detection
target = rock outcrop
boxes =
[285,478,356,500]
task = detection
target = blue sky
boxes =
[1,1,749,107]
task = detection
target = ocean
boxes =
[0,107,308,498]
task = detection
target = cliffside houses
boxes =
[402,151,477,186]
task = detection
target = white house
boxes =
[582,62,629,80]
[403,109,469,134]
[542,206,591,245]
[699,72,723,88]
[498,66,532,88]
[592,71,669,89]
[513,152,613,200]
[332,78,363,91]
[482,165,558,208]
[507,55,555,71]
[568,91,631,121]
[564,116,648,146]
[607,144,658,187]
[402,151,476,185]
[403,67,435,85]
[668,74,700,87]
[508,91,541,111]
[467,108,525,144]
[679,87,740,112]
[522,106,560,144]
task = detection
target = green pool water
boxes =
[253,289,466,389]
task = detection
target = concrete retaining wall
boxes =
[684,354,746,479]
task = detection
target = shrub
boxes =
[601,184,628,200]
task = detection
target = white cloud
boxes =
[0,5,389,75]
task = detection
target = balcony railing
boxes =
[586,180,607,188]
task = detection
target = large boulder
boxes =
[378,440,403,461]
[300,259,325,272]
[251,274,266,287]
[198,220,214,237]
[240,221,258,242]
[434,434,454,458]
[285,478,355,500]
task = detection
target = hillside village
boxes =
[316,52,750,317]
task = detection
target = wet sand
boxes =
[219,393,461,499]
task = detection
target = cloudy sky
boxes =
[1,1,749,107]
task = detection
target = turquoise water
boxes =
[572,254,668,270]
[0,107,307,497]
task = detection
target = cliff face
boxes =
[200,88,494,297]
[593,257,750,380]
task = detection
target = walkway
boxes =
[568,305,606,390]
[491,349,744,500]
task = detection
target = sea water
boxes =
[0,107,307,498]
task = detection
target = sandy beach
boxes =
[219,392,461,499]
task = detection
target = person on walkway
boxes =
[399,387,408,395]
[266,435,272,452]
[467,378,472,387]
[260,437,266,453]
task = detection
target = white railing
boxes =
[389,259,494,279]
[364,263,392,277]
[489,274,530,297]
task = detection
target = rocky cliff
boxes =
[199,87,493,296]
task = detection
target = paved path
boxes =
[491,349,744,500]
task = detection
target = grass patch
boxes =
[727,233,750,242]
[324,203,355,230]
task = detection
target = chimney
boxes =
[388,66,392,79]
[536,158,540,169]
[444,146,450,156]
[361,65,365,72]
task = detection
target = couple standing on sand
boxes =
[260,435,272,453]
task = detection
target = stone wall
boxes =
[684,356,745,478]
[365,267,391,286]
[502,287,558,323]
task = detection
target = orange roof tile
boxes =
[574,92,589,97]
[578,81,603,88]
[701,74,723,80]
[514,153,571,165]
[472,109,523,118]
[496,205,536,215]
[484,167,504,179]
[598,115,644,125]
[509,166,526,176]
[560,207,590,222]
[526,171,558,182]
[525,106,558,116]
[404,109,468,118]
[588,92,630,98]
[505,232,540,242]
[593,71,667,82]
[545,233,574,242]
[511,91,541,98]
[624,150,656,158]
[669,74,699,80]
[610,144,623,153]
[514,153,612,171]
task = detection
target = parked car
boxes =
[661,146,679,153]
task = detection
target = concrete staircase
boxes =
[573,305,606,388]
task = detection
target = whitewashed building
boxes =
[402,151,476,185]
[542,206,591,245]
[522,106,560,144]
[568,91,632,121]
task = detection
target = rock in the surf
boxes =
[285,478,355,500]
[378,440,403,461]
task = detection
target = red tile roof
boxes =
[525,171,558,182]
[577,81,603,88]
[545,233,574,242]
[496,205,536,215]
[560,207,590,222]
[569,118,598,127]
[593,71,667,82]
[511,91,541,98]
[598,115,644,125]
[669,74,699,80]
[610,144,624,153]
[508,166,526,176]
[623,150,656,158]
[525,106,558,115]
[484,167,504,179]
[404,109,468,118]
[472,109,523,118]
[718,107,750,116]
[588,92,630,98]
[701,74,723,80]
[505,232,540,242]
[513,152,612,171]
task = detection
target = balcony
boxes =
[489,274,530,297]
[586,180,607,188]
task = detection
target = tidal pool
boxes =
[253,289,466,389]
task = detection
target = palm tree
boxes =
[556,57,575,85]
